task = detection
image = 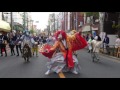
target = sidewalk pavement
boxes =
[99,53,120,60]
[84,48,120,60]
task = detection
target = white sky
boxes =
[31,12,59,30]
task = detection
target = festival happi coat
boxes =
[39,30,87,68]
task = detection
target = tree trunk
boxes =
[99,12,105,32]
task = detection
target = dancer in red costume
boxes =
[39,28,87,75]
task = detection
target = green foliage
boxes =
[30,29,34,34]
[116,24,120,29]
[112,24,120,37]
[112,24,120,29]
[13,25,23,31]
[85,12,99,18]
[112,24,116,29]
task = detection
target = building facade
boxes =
[3,12,23,25]
[70,12,84,31]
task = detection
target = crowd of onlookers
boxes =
[0,30,120,58]
[82,32,120,58]
[0,30,55,57]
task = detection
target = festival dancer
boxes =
[40,29,87,75]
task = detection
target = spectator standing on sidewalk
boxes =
[0,32,8,57]
[115,35,120,53]
[8,33,16,56]
[15,31,22,56]
[103,34,109,54]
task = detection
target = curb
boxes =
[99,53,120,60]
[84,49,120,60]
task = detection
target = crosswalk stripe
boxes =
[58,72,65,78]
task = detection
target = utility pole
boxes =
[90,16,93,35]
[74,13,75,30]
[48,21,50,36]
[65,12,66,31]
[63,12,64,30]
[2,12,4,20]
[57,19,58,30]
[27,17,28,30]
[24,12,26,30]
[54,13,55,32]
[57,14,59,30]
[76,12,78,31]
[71,12,73,30]
[26,13,28,30]
[68,12,70,31]
[99,12,105,32]
[32,20,33,30]
[11,12,13,32]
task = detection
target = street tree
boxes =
[112,24,120,37]
[30,29,34,34]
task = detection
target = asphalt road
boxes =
[0,49,120,78]
[0,51,59,78]
[64,50,120,78]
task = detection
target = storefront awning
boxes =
[0,20,11,32]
